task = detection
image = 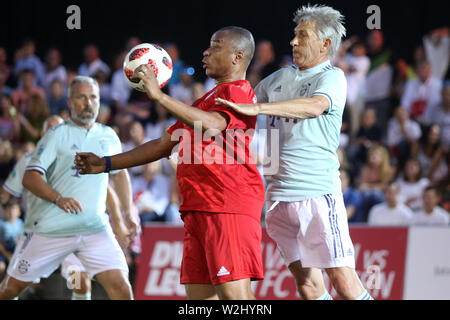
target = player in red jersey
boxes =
[74,26,265,300]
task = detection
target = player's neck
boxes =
[214,71,246,86]
[70,117,94,131]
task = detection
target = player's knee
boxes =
[0,279,26,300]
[110,278,133,298]
[328,272,357,299]
[296,281,323,300]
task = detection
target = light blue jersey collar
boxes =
[294,60,332,77]
[67,117,97,133]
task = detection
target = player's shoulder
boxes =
[218,80,253,94]
[316,64,345,80]
[262,65,297,84]
[95,122,118,135]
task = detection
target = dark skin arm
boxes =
[74,130,178,174]
[132,64,228,133]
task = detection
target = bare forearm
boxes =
[258,96,329,119]
[22,171,59,203]
[157,94,226,131]
[110,170,132,216]
[110,138,173,171]
[106,184,126,228]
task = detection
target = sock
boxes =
[315,291,333,300]
[72,292,91,300]
[355,290,374,300]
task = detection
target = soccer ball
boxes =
[123,43,173,92]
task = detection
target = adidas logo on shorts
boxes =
[217,266,230,277]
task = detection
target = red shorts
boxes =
[180,212,264,286]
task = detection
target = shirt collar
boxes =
[67,117,96,132]
[296,60,332,76]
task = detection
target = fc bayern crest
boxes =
[18,259,31,274]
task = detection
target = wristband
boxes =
[103,156,111,173]
[53,194,62,204]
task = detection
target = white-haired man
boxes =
[0,76,138,300]
[217,5,373,300]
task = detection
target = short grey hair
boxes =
[293,4,346,57]
[68,76,100,99]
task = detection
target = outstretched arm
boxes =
[74,130,178,174]
[132,64,228,132]
[215,95,329,119]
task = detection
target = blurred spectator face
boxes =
[143,161,161,182]
[93,70,108,85]
[428,124,441,144]
[84,45,99,63]
[0,47,7,64]
[1,95,14,117]
[416,62,431,82]
[405,159,421,181]
[46,49,61,70]
[129,121,145,141]
[179,72,193,86]
[66,70,78,88]
[361,108,376,128]
[29,94,50,118]
[395,106,409,122]
[165,44,180,62]
[384,183,399,205]
[351,43,366,57]
[23,41,36,57]
[423,189,440,211]
[367,30,384,53]
[20,70,35,89]
[256,40,275,65]
[4,203,21,221]
[413,46,426,64]
[126,37,142,51]
[50,79,64,99]
[442,85,450,108]
[368,147,383,166]
[0,69,6,85]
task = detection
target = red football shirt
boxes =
[167,80,265,221]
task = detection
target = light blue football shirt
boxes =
[255,60,346,201]
[24,119,122,237]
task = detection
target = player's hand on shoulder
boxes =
[215,98,260,116]
[74,152,105,174]
[55,196,83,215]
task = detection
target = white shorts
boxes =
[60,253,87,280]
[265,193,356,269]
[7,229,128,283]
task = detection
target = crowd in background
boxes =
[0,27,449,284]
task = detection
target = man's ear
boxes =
[322,38,332,55]
[233,50,244,65]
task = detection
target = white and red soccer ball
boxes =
[123,43,173,92]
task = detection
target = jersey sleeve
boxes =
[208,84,256,129]
[254,78,269,103]
[166,120,184,136]
[26,129,59,175]
[2,154,31,197]
[312,68,347,113]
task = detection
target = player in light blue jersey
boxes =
[217,5,373,300]
[0,76,139,300]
